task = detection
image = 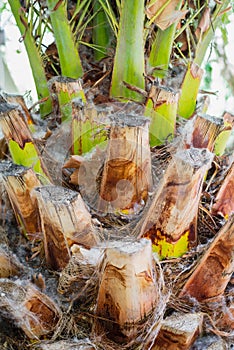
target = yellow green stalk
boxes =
[145,85,179,146]
[110,0,145,102]
[178,1,231,119]
[71,101,108,155]
[149,0,183,79]
[47,0,83,79]
[8,0,52,118]
[177,62,203,119]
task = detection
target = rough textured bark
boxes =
[0,279,61,339]
[180,216,234,301]
[212,162,234,218]
[138,148,214,258]
[33,185,99,270]
[151,312,203,350]
[183,113,223,151]
[0,103,51,183]
[95,238,158,341]
[98,115,152,214]
[2,162,41,239]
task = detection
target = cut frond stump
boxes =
[138,148,214,259]
[71,100,109,155]
[48,76,86,122]
[145,84,179,147]
[33,185,99,270]
[0,279,61,339]
[2,162,41,239]
[98,114,152,215]
[0,102,51,184]
[183,113,224,151]
[151,312,203,350]
[2,92,34,126]
[95,238,158,342]
[212,162,234,219]
[180,215,234,301]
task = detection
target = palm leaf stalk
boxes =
[178,1,231,119]
[92,0,112,61]
[148,0,183,79]
[46,0,83,79]
[110,0,145,102]
[8,0,52,118]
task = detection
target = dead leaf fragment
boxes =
[146,0,188,30]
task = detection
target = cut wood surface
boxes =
[2,162,41,238]
[33,185,99,270]
[2,92,34,125]
[180,215,234,301]
[98,114,152,214]
[0,279,61,339]
[212,162,234,218]
[151,312,203,350]
[95,238,158,341]
[183,113,223,151]
[138,148,214,258]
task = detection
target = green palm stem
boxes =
[47,0,83,79]
[178,1,231,119]
[92,0,112,61]
[8,0,52,118]
[149,0,183,79]
[110,0,145,102]
[145,85,179,146]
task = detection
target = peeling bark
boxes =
[180,216,234,301]
[212,162,234,218]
